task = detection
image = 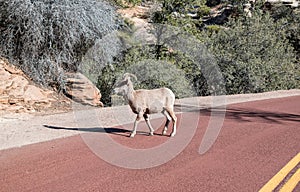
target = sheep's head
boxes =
[113,78,129,96]
[113,73,137,96]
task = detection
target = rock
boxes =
[7,76,29,97]
[8,97,25,105]
[266,0,299,7]
[65,72,103,107]
[0,57,71,113]
[0,96,9,104]
[1,60,24,75]
[0,57,100,114]
[23,85,53,103]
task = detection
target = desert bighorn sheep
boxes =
[113,73,177,138]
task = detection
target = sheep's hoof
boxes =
[162,130,167,135]
[170,132,176,137]
[130,133,136,138]
[149,132,154,136]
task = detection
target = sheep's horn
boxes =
[123,73,137,81]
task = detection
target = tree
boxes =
[151,0,210,39]
[267,3,300,60]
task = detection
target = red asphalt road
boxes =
[0,96,299,192]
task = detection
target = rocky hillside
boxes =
[0,58,72,114]
[0,58,103,114]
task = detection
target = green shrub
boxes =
[128,59,195,96]
[97,44,196,106]
[207,11,299,94]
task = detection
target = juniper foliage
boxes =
[0,0,119,90]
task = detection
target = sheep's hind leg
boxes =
[166,108,177,137]
[131,114,142,138]
[162,110,171,136]
[144,114,154,136]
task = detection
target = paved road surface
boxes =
[0,96,299,191]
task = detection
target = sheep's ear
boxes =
[123,73,130,80]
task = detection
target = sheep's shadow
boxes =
[43,125,131,137]
[43,125,162,137]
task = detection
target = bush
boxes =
[97,44,196,106]
[207,11,299,94]
[105,0,142,7]
[80,31,124,84]
[0,0,119,90]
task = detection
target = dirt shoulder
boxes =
[1,89,299,151]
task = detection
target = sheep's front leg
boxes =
[170,114,177,137]
[171,121,177,137]
[162,110,171,135]
[144,114,154,136]
[130,114,142,138]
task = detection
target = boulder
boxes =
[65,72,103,107]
